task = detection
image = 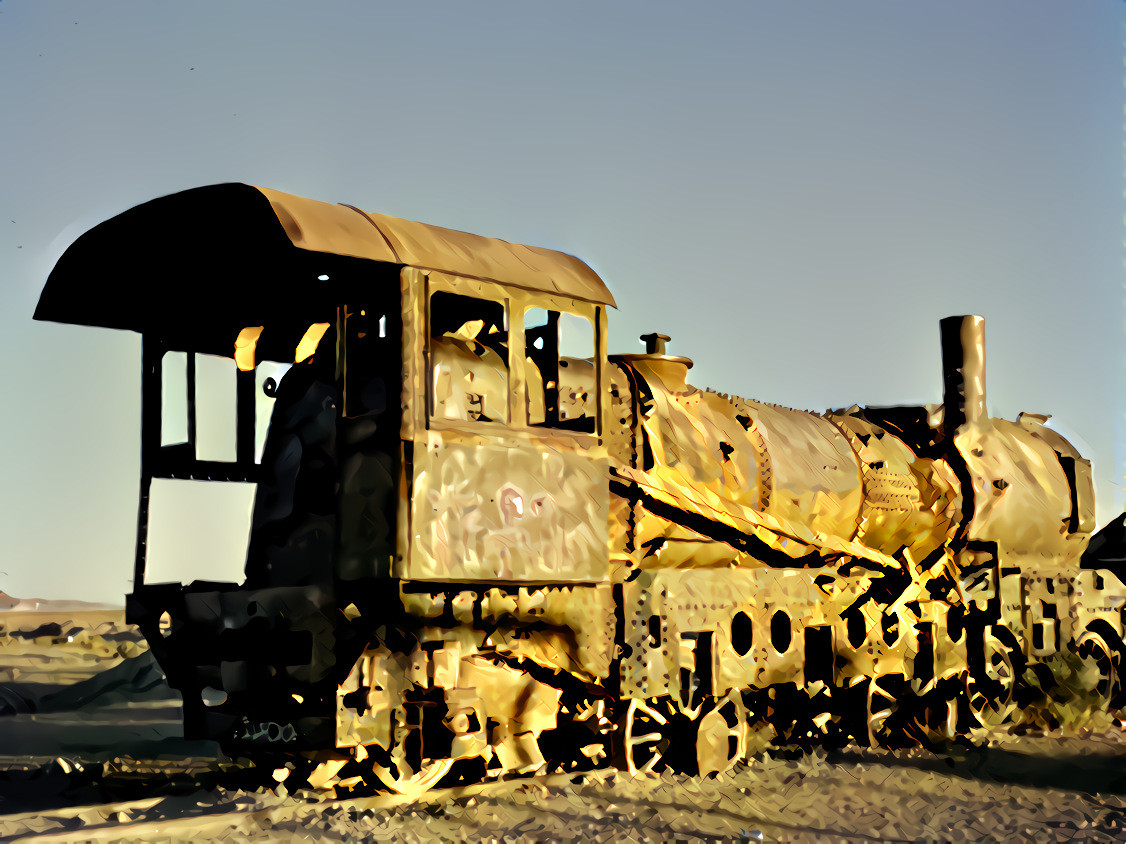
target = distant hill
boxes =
[0,591,120,612]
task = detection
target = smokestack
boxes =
[940,315,986,433]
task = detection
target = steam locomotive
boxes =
[35,183,1126,794]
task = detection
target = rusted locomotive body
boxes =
[35,184,1125,792]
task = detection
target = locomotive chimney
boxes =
[641,333,671,355]
[940,314,986,433]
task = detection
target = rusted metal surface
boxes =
[1019,412,1096,535]
[406,431,609,582]
[257,186,617,308]
[829,411,962,562]
[34,183,614,344]
[942,315,988,430]
[401,270,609,584]
[954,419,1080,564]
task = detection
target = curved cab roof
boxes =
[35,183,614,341]
[258,186,614,307]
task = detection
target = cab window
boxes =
[159,350,239,463]
[525,307,596,433]
[429,290,509,423]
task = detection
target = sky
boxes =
[1,2,1123,604]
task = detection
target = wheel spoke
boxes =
[866,677,904,747]
[624,699,668,776]
[1073,633,1120,709]
[966,630,1019,731]
[370,701,455,796]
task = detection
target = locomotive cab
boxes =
[35,183,618,757]
[405,272,611,584]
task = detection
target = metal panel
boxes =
[257,186,615,307]
[955,419,1082,563]
[401,272,609,583]
[405,428,608,583]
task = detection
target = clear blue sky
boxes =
[1,1,1123,603]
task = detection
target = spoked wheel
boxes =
[622,698,670,776]
[1072,630,1121,711]
[370,750,454,797]
[541,697,613,773]
[696,691,746,777]
[965,628,1021,733]
[368,696,455,796]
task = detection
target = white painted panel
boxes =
[145,478,255,585]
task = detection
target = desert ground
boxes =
[1,609,1126,842]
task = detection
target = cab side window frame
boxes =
[422,273,605,438]
[426,278,512,427]
[523,304,599,434]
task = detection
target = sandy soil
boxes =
[2,612,1126,842]
[3,740,1126,842]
